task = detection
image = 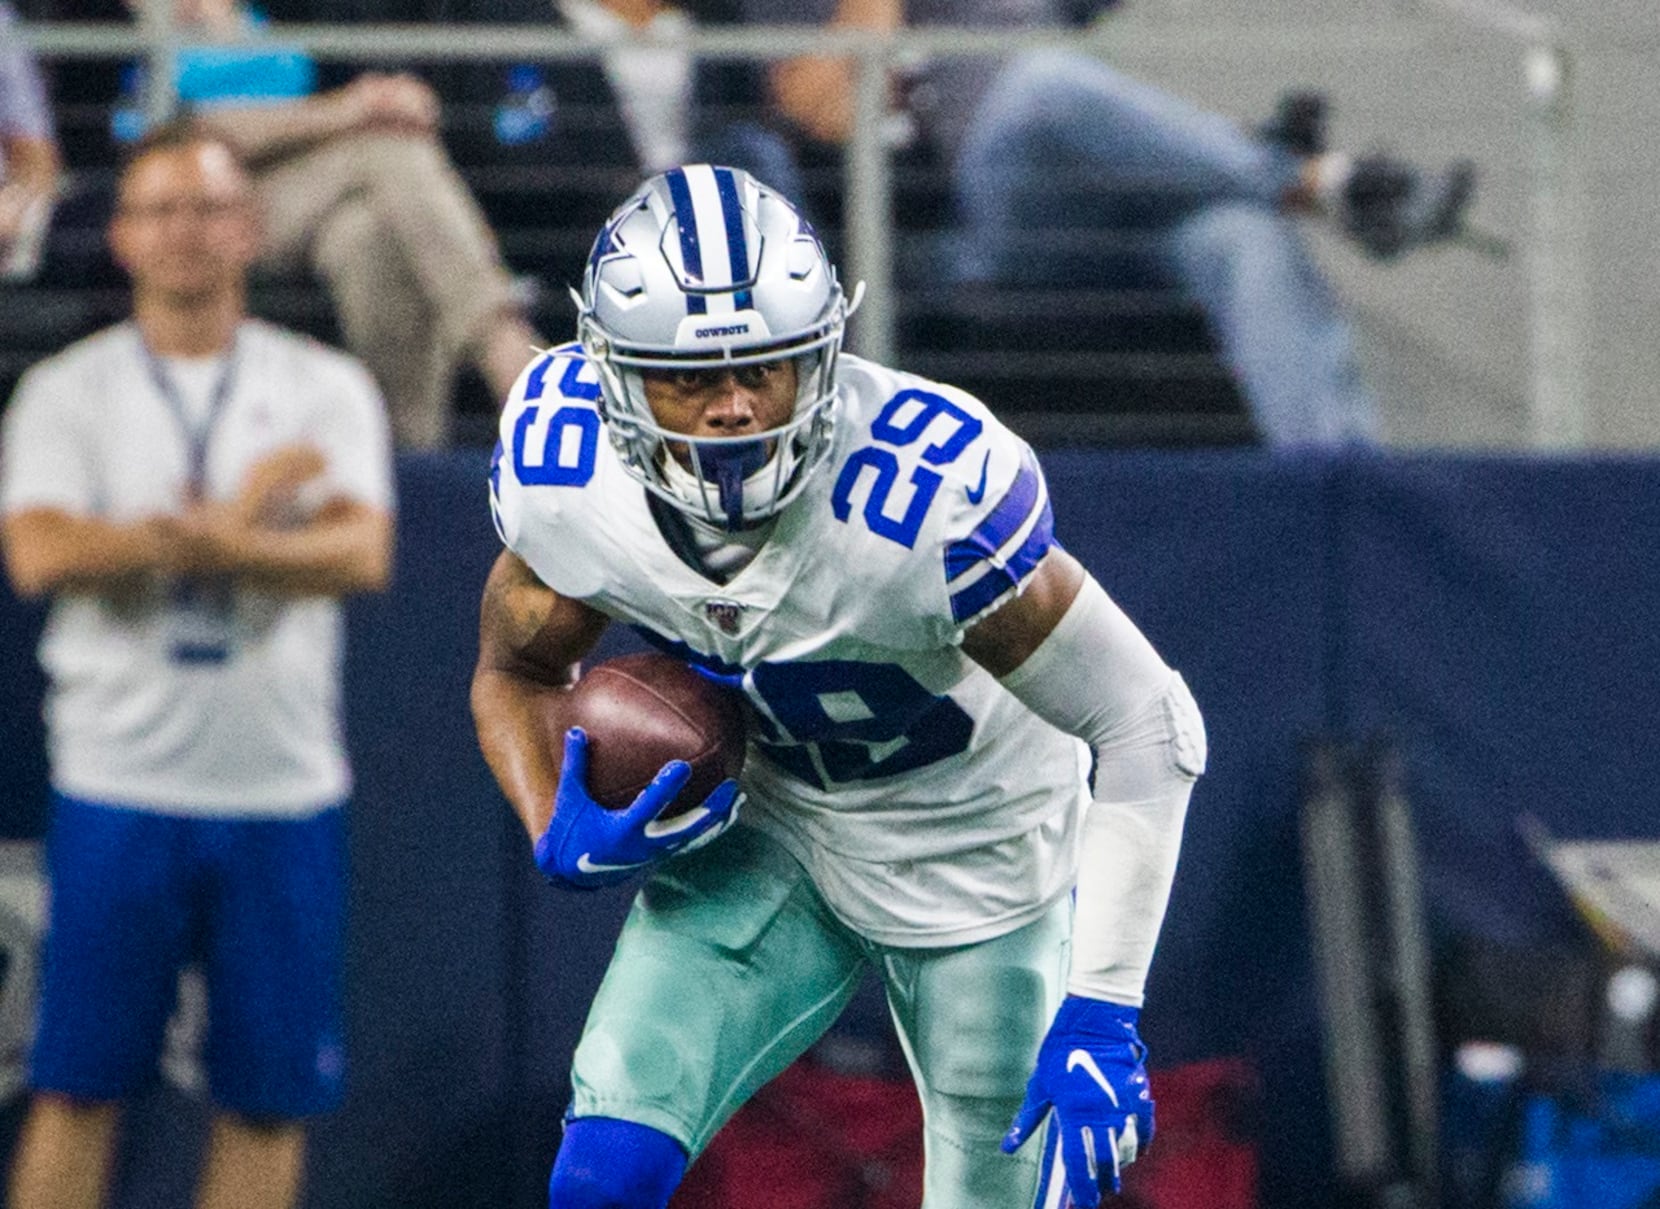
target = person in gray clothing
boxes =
[0,0,62,281]
[744,0,1477,448]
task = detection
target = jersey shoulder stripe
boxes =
[943,446,1045,582]
[944,448,1054,624]
[828,356,1057,634]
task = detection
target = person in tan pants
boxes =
[128,0,544,448]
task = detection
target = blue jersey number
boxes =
[832,389,983,549]
[524,348,602,403]
[512,405,599,487]
[748,659,973,789]
[511,352,602,487]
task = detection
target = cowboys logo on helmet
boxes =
[576,164,860,531]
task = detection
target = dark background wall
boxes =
[2,448,1656,1207]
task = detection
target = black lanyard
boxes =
[139,326,242,499]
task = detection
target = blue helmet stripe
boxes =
[664,167,708,315]
[714,166,754,311]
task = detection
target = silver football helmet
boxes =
[576,164,860,531]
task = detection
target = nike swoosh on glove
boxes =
[1003,996,1154,1207]
[534,727,743,890]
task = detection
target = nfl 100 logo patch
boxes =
[704,599,747,635]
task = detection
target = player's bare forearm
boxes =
[1,508,169,599]
[471,550,609,837]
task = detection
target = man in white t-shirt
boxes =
[0,121,393,1209]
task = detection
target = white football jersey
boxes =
[492,345,1089,947]
[0,320,393,816]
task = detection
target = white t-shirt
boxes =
[558,0,692,174]
[0,320,394,817]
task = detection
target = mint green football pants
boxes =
[567,824,1071,1208]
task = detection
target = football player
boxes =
[472,164,1205,1209]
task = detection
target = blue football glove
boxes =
[1002,996,1154,1207]
[533,727,743,890]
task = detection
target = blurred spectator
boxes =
[747,0,1478,448]
[0,0,63,282]
[432,0,790,292]
[0,123,392,1209]
[121,0,544,448]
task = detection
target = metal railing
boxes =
[15,6,1583,447]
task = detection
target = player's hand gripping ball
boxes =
[534,653,747,890]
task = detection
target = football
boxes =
[556,652,746,810]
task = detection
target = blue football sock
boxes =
[548,1116,687,1209]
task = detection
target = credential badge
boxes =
[705,599,746,635]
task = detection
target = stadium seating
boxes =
[2,48,1254,449]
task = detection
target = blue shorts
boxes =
[31,793,347,1118]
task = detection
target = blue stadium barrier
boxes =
[1,448,1657,1207]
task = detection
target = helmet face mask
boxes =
[576,165,858,531]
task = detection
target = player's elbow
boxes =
[1091,672,1208,799]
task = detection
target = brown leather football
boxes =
[558,652,746,810]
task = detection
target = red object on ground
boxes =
[1122,1057,1262,1209]
[672,1055,1260,1209]
[671,1059,923,1209]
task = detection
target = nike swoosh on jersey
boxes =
[576,853,651,875]
[965,451,991,504]
[1066,1050,1122,1106]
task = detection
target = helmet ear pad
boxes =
[576,164,858,530]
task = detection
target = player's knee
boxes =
[918,969,1049,1099]
[926,1092,1020,1148]
[547,1117,686,1209]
